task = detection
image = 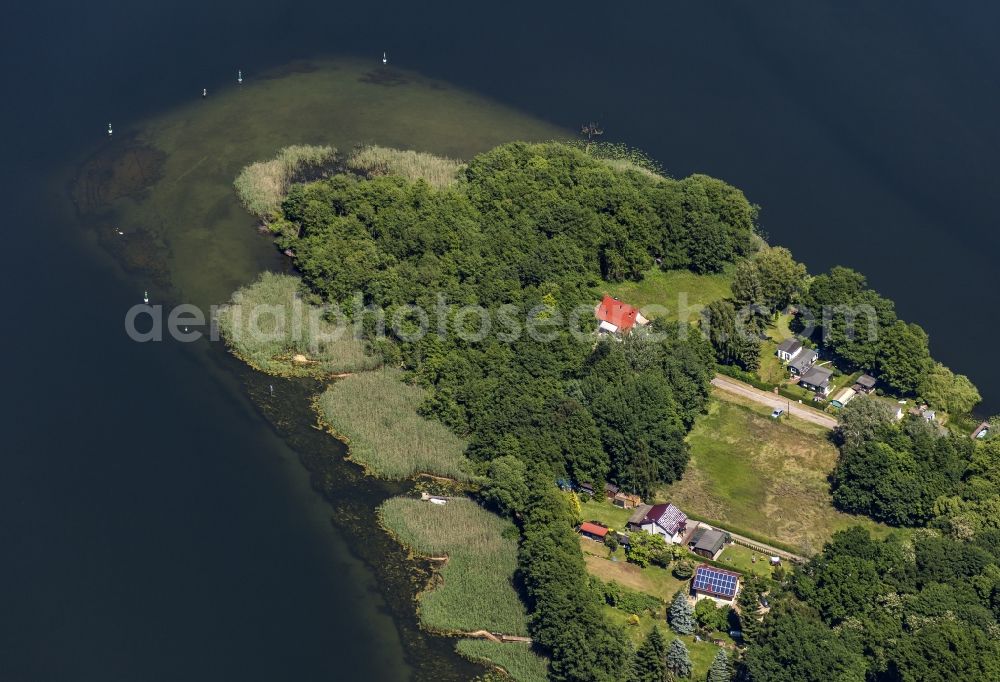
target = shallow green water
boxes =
[93,57,563,310]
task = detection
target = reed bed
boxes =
[234,144,336,217]
[217,272,378,376]
[379,497,529,636]
[315,369,470,480]
[456,640,549,682]
[345,145,465,188]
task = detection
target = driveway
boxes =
[711,374,838,430]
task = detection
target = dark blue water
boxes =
[3,1,999,679]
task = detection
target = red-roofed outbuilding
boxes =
[579,522,610,540]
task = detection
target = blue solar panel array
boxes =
[693,566,738,598]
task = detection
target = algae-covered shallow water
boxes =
[75,57,563,310]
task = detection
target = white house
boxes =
[630,503,688,544]
[775,338,803,362]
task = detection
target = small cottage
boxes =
[595,295,649,335]
[853,374,877,394]
[799,366,833,396]
[788,349,819,376]
[605,483,642,508]
[776,338,803,362]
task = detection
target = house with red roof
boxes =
[692,564,741,603]
[595,295,649,335]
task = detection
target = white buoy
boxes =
[237,69,243,85]
[107,122,113,136]
[382,51,387,65]
[202,88,207,98]
[143,290,149,304]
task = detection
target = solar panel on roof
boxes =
[693,566,738,598]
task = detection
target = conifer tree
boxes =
[668,590,696,635]
[630,626,667,682]
[666,638,693,678]
[707,649,733,682]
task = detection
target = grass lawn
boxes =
[716,543,778,579]
[660,396,889,554]
[603,267,733,323]
[757,340,786,386]
[580,539,688,601]
[768,314,794,342]
[760,315,796,384]
[379,497,529,636]
[827,369,862,398]
[603,607,728,678]
[712,387,830,439]
[456,640,548,682]
[579,497,638,532]
[315,369,471,480]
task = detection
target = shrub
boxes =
[673,560,695,580]
[627,530,668,567]
[694,598,730,632]
[592,577,663,615]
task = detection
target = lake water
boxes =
[3,1,999,679]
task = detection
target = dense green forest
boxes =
[272,141,753,679]
[277,142,742,498]
[265,141,999,680]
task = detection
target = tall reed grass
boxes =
[315,369,470,480]
[456,640,549,682]
[217,272,379,376]
[345,145,465,188]
[234,145,336,217]
[379,497,529,636]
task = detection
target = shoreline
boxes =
[69,52,997,681]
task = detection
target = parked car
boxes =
[770,408,784,419]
